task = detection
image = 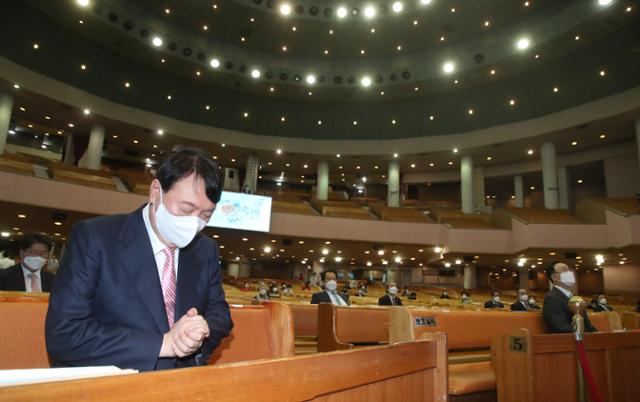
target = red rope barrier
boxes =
[575,340,604,402]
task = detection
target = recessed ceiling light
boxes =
[530,186,535,190]
[410,163,416,168]
[363,5,376,19]
[429,162,435,167]
[323,49,329,55]
[626,6,632,12]
[156,129,164,135]
[152,36,163,47]
[450,7,456,12]
[76,0,90,6]
[80,64,87,70]
[527,149,534,155]
[440,36,445,42]
[68,123,74,127]
[516,37,530,50]
[250,69,261,79]
[329,29,334,34]
[448,161,453,165]
[202,25,208,30]
[280,116,286,122]
[468,108,474,115]
[453,148,459,153]
[393,153,398,158]
[243,112,249,118]
[574,35,580,41]
[599,134,606,139]
[509,99,516,106]
[276,149,282,154]
[571,141,578,146]
[205,105,211,110]
[553,86,559,92]
[83,108,91,115]
[13,84,20,89]
[598,0,612,6]
[32,43,39,49]
[391,119,397,124]
[291,26,296,31]
[124,81,131,88]
[221,143,226,147]
[282,45,288,52]
[318,120,323,125]
[360,49,366,55]
[413,20,418,26]
[209,58,220,68]
[306,74,316,85]
[577,179,583,184]
[17,214,27,219]
[337,6,348,18]
[599,69,606,76]
[371,28,376,33]
[279,3,292,15]
[486,156,493,161]
[133,139,139,144]
[420,0,432,4]
[484,20,490,27]
[396,45,402,51]
[353,120,358,125]
[392,2,403,13]
[361,76,372,87]
[442,61,455,74]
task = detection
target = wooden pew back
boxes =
[492,329,640,402]
[390,307,547,350]
[0,339,448,402]
[0,301,50,369]
[317,303,390,352]
[211,302,295,364]
[289,303,318,337]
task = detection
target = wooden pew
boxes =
[0,291,49,303]
[50,164,117,191]
[492,329,640,402]
[289,303,318,337]
[0,338,448,402]
[317,303,390,352]
[0,154,35,176]
[389,307,548,402]
[271,199,316,215]
[208,302,294,364]
[621,311,640,329]
[0,299,294,369]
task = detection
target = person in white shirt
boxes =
[310,271,350,306]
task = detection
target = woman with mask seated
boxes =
[254,285,270,302]
[527,296,541,310]
[592,295,613,312]
[460,291,472,305]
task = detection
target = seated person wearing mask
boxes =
[378,282,403,306]
[460,291,472,305]
[440,290,451,299]
[254,285,270,302]
[592,295,613,312]
[510,289,531,311]
[0,233,55,292]
[543,261,597,333]
[484,291,505,309]
[310,271,350,306]
[527,296,541,310]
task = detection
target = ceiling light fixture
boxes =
[76,0,90,6]
[364,5,376,18]
[152,36,163,47]
[392,1,404,13]
[279,3,292,15]
[209,58,220,68]
[516,37,530,50]
[442,61,455,74]
[306,74,316,85]
[337,6,348,18]
[361,76,372,87]
[250,69,261,79]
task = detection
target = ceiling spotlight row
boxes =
[276,1,432,19]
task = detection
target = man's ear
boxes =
[149,179,161,206]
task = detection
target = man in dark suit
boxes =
[0,233,55,292]
[310,271,349,306]
[484,291,505,309]
[510,289,530,311]
[45,147,233,371]
[543,261,597,333]
[378,281,403,306]
[592,295,613,312]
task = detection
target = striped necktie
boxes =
[161,247,177,327]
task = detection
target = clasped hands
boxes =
[160,307,210,358]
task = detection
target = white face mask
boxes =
[519,294,529,302]
[325,280,337,292]
[23,256,47,271]
[493,296,501,302]
[528,298,536,305]
[559,271,576,286]
[155,190,206,248]
[388,287,398,295]
[259,289,267,295]
[462,295,469,300]
[599,298,607,305]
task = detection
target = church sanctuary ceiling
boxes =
[1,0,639,141]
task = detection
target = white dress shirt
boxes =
[142,204,179,283]
[21,264,42,292]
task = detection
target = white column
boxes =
[79,125,105,170]
[463,264,476,289]
[557,166,570,210]
[473,166,485,210]
[227,263,240,277]
[518,267,529,290]
[242,155,259,194]
[238,263,251,278]
[63,133,74,165]
[0,93,14,155]
[514,175,524,208]
[386,269,398,283]
[460,155,474,214]
[635,118,640,169]
[387,160,400,207]
[540,141,559,209]
[316,161,329,200]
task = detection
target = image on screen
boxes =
[207,191,272,232]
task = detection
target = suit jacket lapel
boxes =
[116,206,169,334]
[12,266,26,291]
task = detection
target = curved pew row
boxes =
[0,340,447,402]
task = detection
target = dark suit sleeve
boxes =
[542,294,574,333]
[584,312,597,333]
[310,293,320,304]
[484,301,492,309]
[199,246,233,361]
[397,297,403,306]
[45,221,163,371]
[378,296,388,306]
